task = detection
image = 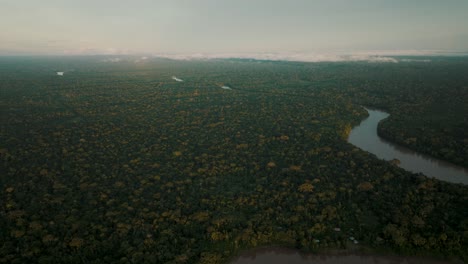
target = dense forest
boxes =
[337,58,468,168]
[1,56,467,263]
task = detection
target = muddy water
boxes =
[347,108,468,184]
[230,248,457,264]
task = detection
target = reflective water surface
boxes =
[348,108,468,185]
[231,108,467,264]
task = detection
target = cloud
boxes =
[361,56,398,63]
[150,50,468,63]
[102,58,122,63]
[134,56,149,63]
[400,59,431,63]
[63,47,132,55]
[153,52,402,63]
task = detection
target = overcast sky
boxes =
[1,0,467,55]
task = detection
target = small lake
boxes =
[231,248,457,264]
[348,108,468,184]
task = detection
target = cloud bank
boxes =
[152,50,465,63]
[134,56,149,63]
[101,58,122,63]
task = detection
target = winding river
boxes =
[348,108,468,185]
[230,108,467,264]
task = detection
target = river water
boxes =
[348,108,468,185]
[230,108,467,264]
[231,248,457,264]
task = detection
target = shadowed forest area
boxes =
[1,56,467,263]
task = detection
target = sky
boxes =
[1,0,467,56]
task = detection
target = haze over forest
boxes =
[1,0,468,58]
[1,1,468,264]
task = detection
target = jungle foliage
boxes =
[1,56,467,263]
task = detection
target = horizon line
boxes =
[1,50,468,64]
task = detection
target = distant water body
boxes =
[172,76,183,82]
[348,108,468,185]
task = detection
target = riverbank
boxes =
[347,108,468,184]
[228,245,463,264]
